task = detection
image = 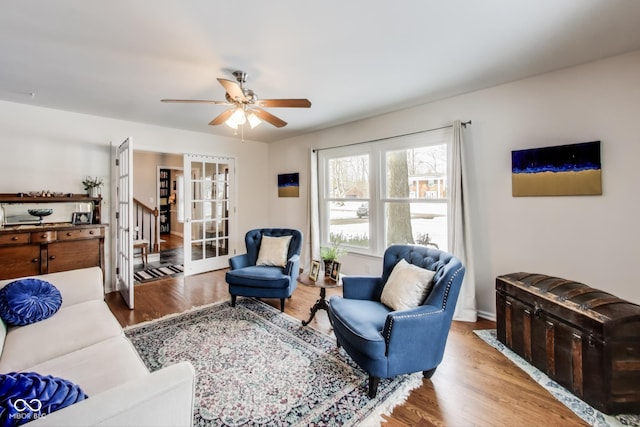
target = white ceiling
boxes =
[1,1,640,143]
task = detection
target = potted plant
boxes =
[320,232,347,275]
[82,176,104,197]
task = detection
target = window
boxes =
[318,128,451,256]
[321,151,371,250]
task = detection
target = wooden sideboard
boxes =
[0,193,102,224]
[0,223,106,280]
[0,193,106,281]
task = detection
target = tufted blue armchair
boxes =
[327,244,465,397]
[226,228,303,312]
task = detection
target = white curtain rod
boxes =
[312,120,471,152]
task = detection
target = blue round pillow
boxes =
[0,371,88,426]
[0,279,62,326]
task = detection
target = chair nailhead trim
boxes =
[384,265,464,343]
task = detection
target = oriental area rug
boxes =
[125,298,421,426]
[474,330,640,427]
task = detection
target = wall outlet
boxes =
[149,197,154,204]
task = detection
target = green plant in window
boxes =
[321,232,347,262]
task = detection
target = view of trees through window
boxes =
[326,154,370,248]
[321,139,448,255]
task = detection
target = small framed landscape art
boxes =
[278,172,299,197]
[309,260,320,281]
[512,141,602,196]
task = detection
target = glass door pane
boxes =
[183,155,234,275]
[116,137,134,308]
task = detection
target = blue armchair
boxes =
[327,244,465,397]
[226,228,303,311]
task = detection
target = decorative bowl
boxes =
[28,208,53,218]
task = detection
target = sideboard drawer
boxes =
[30,231,57,243]
[0,233,30,245]
[57,227,103,241]
[47,240,100,273]
[0,245,41,278]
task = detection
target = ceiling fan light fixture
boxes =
[225,120,238,130]
[229,107,247,126]
[247,111,261,128]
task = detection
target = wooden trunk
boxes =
[496,272,640,414]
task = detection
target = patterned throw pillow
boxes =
[0,371,88,426]
[381,259,436,311]
[0,279,62,326]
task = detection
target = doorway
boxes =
[130,150,236,282]
[158,166,184,266]
[132,151,185,283]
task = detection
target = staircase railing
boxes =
[133,198,160,252]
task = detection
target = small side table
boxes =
[133,239,149,267]
[297,272,342,326]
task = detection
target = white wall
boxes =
[133,151,183,207]
[268,49,640,319]
[0,101,269,292]
[2,49,638,315]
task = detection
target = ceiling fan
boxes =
[161,70,311,129]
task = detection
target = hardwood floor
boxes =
[105,270,587,427]
[159,232,183,251]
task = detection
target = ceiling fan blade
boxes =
[256,99,312,108]
[208,108,235,126]
[161,99,229,104]
[217,78,246,103]
[253,108,287,128]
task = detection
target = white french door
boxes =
[116,137,134,308]
[183,154,235,275]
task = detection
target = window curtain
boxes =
[306,149,321,269]
[448,120,477,322]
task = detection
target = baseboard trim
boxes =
[478,309,496,322]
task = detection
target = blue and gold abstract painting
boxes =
[512,141,601,196]
[278,172,299,197]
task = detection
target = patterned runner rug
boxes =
[125,298,421,426]
[133,264,184,283]
[474,330,639,427]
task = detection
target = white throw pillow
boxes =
[256,235,292,267]
[380,259,436,311]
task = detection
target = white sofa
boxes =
[0,267,195,427]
